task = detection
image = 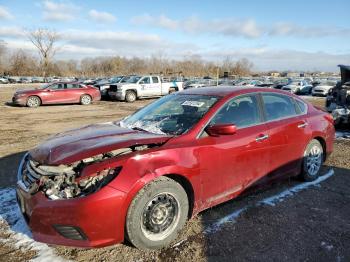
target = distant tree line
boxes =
[0,29,254,78]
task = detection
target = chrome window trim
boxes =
[196,91,308,139]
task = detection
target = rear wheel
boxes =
[26,96,41,107]
[126,177,189,250]
[80,94,92,105]
[125,90,136,102]
[300,139,324,181]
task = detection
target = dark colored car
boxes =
[12,82,101,107]
[16,87,334,249]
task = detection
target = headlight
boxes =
[43,166,122,200]
[78,167,122,196]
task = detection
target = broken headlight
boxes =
[43,166,122,200]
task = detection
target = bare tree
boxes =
[10,49,38,76]
[0,40,7,75]
[27,28,59,77]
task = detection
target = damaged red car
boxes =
[12,82,101,107]
[16,87,334,249]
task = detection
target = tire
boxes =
[80,94,92,105]
[26,96,41,107]
[126,177,189,250]
[125,90,137,103]
[300,139,324,181]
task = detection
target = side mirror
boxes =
[205,124,237,136]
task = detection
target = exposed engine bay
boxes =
[326,65,350,124]
[23,145,153,200]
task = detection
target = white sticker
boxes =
[181,101,205,107]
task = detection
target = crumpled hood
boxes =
[15,89,41,95]
[29,122,172,165]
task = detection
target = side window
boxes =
[50,84,63,89]
[140,77,150,84]
[152,77,159,83]
[295,99,307,114]
[262,93,297,121]
[210,95,261,128]
[49,84,58,90]
[66,84,78,89]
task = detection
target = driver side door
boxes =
[41,83,65,103]
[196,94,271,208]
[139,77,153,97]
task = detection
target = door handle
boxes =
[255,134,269,142]
[297,122,308,128]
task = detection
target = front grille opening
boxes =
[53,225,88,241]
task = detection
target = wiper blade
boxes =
[131,127,148,132]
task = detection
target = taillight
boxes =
[324,113,334,125]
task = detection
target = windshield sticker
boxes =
[181,101,205,107]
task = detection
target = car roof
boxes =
[179,86,293,97]
[51,81,81,84]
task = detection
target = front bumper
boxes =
[16,154,128,248]
[12,96,27,106]
[108,90,125,100]
[312,90,327,96]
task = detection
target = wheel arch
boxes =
[27,95,42,105]
[81,93,92,99]
[126,89,138,95]
[312,136,327,161]
[164,174,195,219]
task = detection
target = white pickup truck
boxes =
[108,75,183,102]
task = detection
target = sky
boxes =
[0,0,349,71]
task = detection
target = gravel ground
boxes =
[0,84,349,261]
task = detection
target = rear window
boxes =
[152,77,159,83]
[262,93,297,121]
[295,99,308,114]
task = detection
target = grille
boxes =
[53,225,87,240]
[109,85,118,92]
[20,157,40,190]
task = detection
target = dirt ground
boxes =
[0,84,349,261]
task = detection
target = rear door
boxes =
[197,94,271,206]
[260,92,310,177]
[64,83,83,103]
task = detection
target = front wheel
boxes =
[126,177,189,250]
[300,139,324,181]
[125,90,137,102]
[26,96,41,107]
[80,94,92,105]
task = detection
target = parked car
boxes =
[183,80,205,89]
[12,82,101,107]
[326,65,350,125]
[31,77,45,83]
[19,77,32,83]
[94,76,125,97]
[235,80,263,87]
[16,87,334,250]
[7,77,19,83]
[312,80,336,96]
[282,80,313,94]
[0,77,9,84]
[108,75,183,102]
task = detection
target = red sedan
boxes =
[12,82,101,107]
[16,87,334,249]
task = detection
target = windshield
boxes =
[126,76,141,83]
[120,94,219,135]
